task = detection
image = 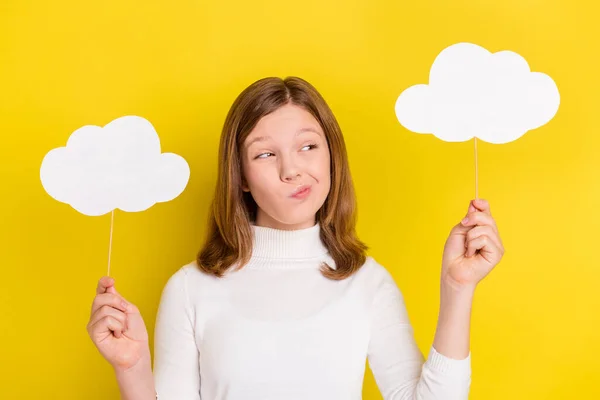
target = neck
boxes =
[250,221,329,260]
[254,212,316,230]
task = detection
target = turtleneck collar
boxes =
[249,221,329,260]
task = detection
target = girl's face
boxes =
[241,103,331,230]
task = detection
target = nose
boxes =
[280,154,302,182]
[284,172,301,182]
[283,167,301,182]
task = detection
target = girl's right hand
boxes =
[87,276,150,372]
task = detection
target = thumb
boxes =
[467,201,476,214]
[106,285,119,295]
[106,283,124,300]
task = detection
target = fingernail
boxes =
[121,301,129,310]
[461,217,469,224]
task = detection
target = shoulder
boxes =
[159,261,203,297]
[161,260,226,305]
[165,260,222,284]
[158,262,191,300]
[348,255,405,304]
[162,260,194,286]
[356,255,399,287]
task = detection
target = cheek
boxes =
[317,151,331,181]
[242,162,265,187]
[245,168,278,199]
[311,153,331,193]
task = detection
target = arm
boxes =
[115,354,156,400]
[153,267,202,399]
[367,262,471,400]
[432,282,474,360]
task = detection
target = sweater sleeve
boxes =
[153,267,201,400]
[367,263,471,400]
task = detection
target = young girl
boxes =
[87,76,504,400]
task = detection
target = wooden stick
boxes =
[474,137,479,200]
[107,210,115,277]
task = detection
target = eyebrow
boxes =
[245,127,322,149]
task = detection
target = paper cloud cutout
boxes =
[40,115,190,216]
[395,42,560,144]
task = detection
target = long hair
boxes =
[196,76,368,280]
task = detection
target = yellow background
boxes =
[1,0,598,398]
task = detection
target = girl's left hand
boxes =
[441,198,505,291]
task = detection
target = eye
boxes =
[254,143,318,160]
[301,143,318,151]
[255,152,274,159]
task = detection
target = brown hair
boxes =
[196,76,368,280]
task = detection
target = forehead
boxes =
[244,104,323,145]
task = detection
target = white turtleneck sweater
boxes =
[153,222,471,399]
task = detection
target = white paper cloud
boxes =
[40,115,190,216]
[395,42,560,144]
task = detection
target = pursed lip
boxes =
[290,184,312,197]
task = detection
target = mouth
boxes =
[290,184,312,199]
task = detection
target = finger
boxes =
[465,234,500,260]
[91,292,129,317]
[472,198,491,216]
[89,315,125,339]
[465,234,486,258]
[96,277,123,298]
[89,305,128,333]
[461,211,498,233]
[96,276,115,295]
[466,225,503,250]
